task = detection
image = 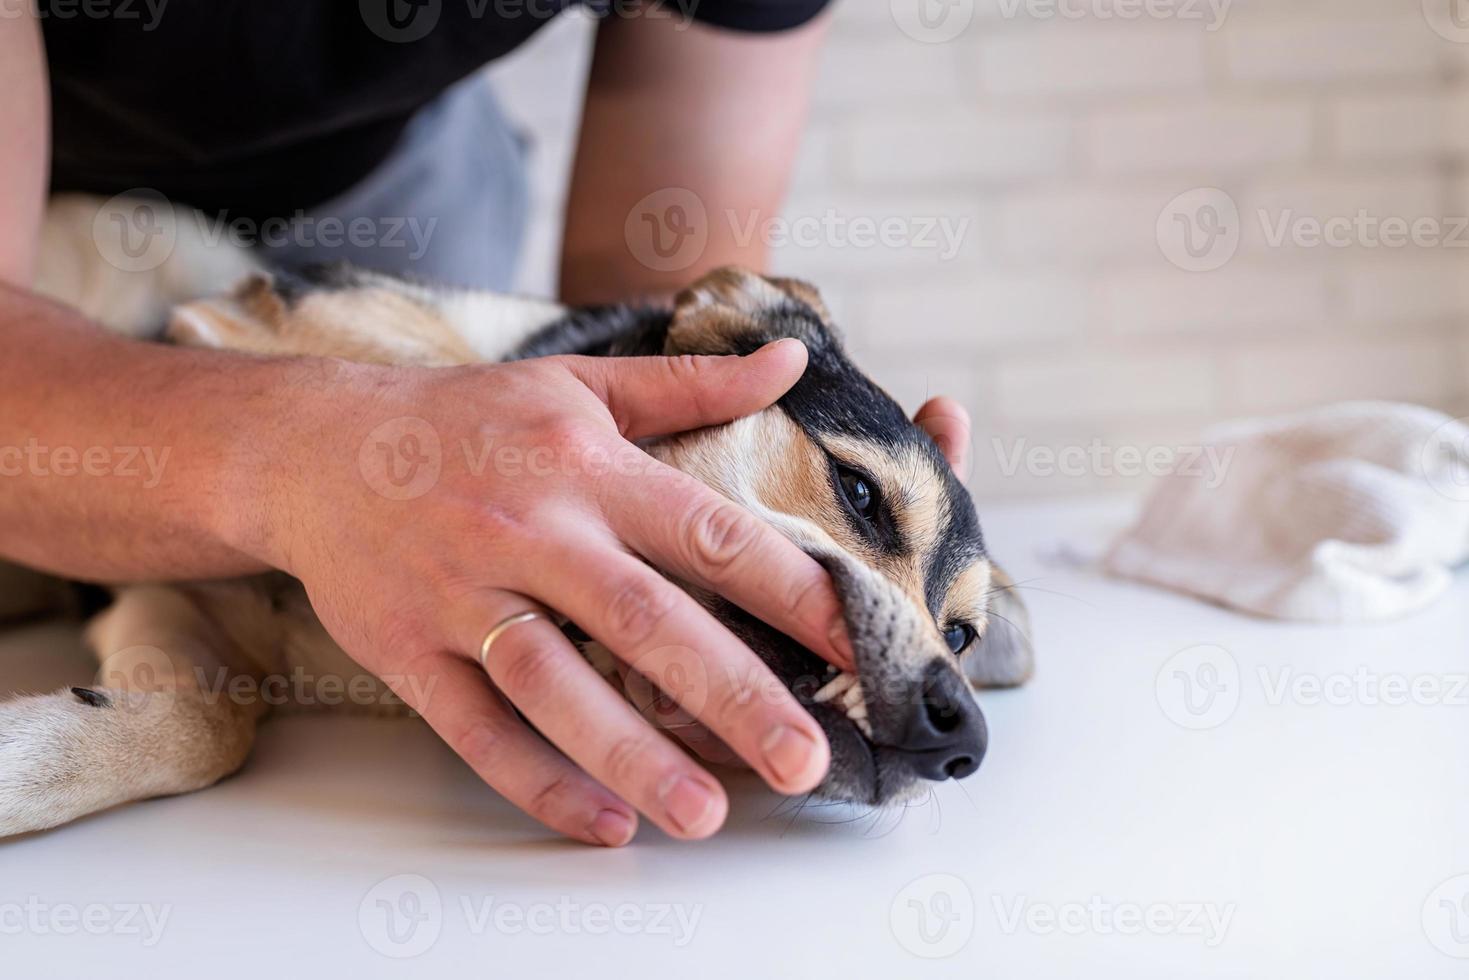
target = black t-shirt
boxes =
[42,0,828,221]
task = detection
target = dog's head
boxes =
[642,268,1033,805]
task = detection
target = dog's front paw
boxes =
[0,688,121,837]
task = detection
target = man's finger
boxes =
[521,539,832,798]
[604,463,854,671]
[610,659,746,768]
[395,647,638,847]
[561,338,808,440]
[914,395,972,481]
[464,600,731,840]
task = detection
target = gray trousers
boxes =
[260,74,529,292]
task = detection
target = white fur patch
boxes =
[433,290,566,360]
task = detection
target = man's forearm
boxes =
[0,282,339,581]
[0,9,50,287]
[558,11,828,305]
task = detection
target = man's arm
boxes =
[1,6,851,844]
[558,7,829,304]
[0,4,48,287]
[0,11,274,578]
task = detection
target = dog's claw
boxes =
[70,688,111,708]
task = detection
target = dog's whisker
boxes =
[952,777,981,819]
[779,792,814,837]
[860,804,892,838]
[982,608,1026,634]
[988,577,1092,608]
[761,792,807,822]
[820,804,876,827]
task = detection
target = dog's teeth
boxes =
[811,673,872,735]
[812,672,855,704]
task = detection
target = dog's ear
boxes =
[665,266,837,356]
[964,561,1034,689]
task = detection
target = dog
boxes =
[0,196,1034,838]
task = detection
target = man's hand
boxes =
[237,339,853,846]
[914,396,973,481]
[635,393,976,769]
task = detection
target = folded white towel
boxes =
[1102,402,1469,622]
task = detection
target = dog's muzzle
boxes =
[888,660,986,781]
[807,547,991,793]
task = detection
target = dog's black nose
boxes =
[893,662,987,781]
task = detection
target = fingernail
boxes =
[589,808,635,847]
[828,618,855,667]
[758,338,805,356]
[658,775,716,835]
[761,724,820,787]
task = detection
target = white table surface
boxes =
[4,496,1467,978]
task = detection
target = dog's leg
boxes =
[0,584,269,837]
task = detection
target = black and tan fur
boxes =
[0,197,1034,837]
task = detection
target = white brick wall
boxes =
[487,1,1469,499]
[1328,91,1453,161]
[979,28,1208,97]
[1085,99,1314,175]
[1221,15,1438,84]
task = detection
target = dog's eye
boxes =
[838,468,876,519]
[944,623,976,655]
